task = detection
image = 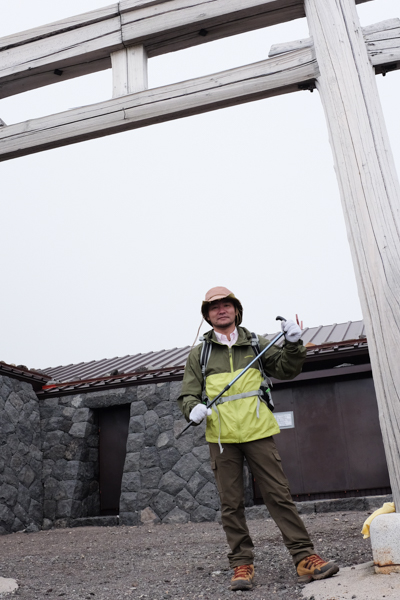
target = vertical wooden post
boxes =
[111,45,148,97]
[304,0,400,510]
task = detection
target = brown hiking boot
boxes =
[230,564,255,591]
[297,554,339,583]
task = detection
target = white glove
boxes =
[281,319,302,343]
[189,404,212,423]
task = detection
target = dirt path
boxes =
[0,511,373,600]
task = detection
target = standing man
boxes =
[178,287,339,591]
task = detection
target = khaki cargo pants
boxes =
[209,436,314,568]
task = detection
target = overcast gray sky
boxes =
[1,0,399,370]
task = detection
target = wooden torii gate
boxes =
[1,0,400,509]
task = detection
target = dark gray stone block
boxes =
[140,447,160,469]
[144,424,160,446]
[152,491,175,518]
[186,472,207,497]
[141,467,163,489]
[130,401,148,417]
[126,433,145,453]
[173,454,201,482]
[43,500,56,520]
[52,459,68,480]
[29,498,43,522]
[129,415,145,434]
[192,422,207,446]
[158,471,186,495]
[155,383,171,402]
[144,410,159,428]
[158,415,173,432]
[0,483,18,507]
[314,497,366,513]
[136,489,158,510]
[169,382,182,402]
[192,446,210,462]
[174,432,195,456]
[63,461,81,480]
[124,452,140,472]
[137,385,158,410]
[120,492,138,513]
[159,447,181,473]
[156,431,174,449]
[175,488,199,513]
[245,505,270,520]
[162,507,189,524]
[17,485,31,511]
[195,482,220,511]
[69,422,91,438]
[198,462,215,483]
[72,408,91,423]
[65,439,85,460]
[18,465,36,488]
[0,504,14,529]
[44,444,67,461]
[70,516,119,528]
[154,401,173,418]
[122,471,141,492]
[191,505,216,523]
[119,511,139,526]
[294,501,315,515]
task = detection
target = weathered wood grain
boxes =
[0,0,370,99]
[269,19,400,74]
[305,0,400,511]
[111,45,148,96]
[0,47,318,161]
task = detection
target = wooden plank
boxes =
[269,20,400,74]
[111,45,148,97]
[362,18,400,36]
[0,0,318,98]
[120,0,305,56]
[0,47,318,161]
[0,18,123,99]
[0,4,119,50]
[304,0,400,511]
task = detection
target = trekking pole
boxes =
[176,316,287,438]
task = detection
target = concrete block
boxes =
[370,512,400,574]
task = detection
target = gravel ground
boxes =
[0,511,374,600]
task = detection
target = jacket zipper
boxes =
[229,347,241,442]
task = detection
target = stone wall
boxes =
[44,381,252,527]
[1,377,253,533]
[119,381,253,526]
[40,396,99,529]
[0,375,43,534]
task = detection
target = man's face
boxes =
[207,299,237,330]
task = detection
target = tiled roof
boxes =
[42,320,367,384]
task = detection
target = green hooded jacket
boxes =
[177,326,306,444]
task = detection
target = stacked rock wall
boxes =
[39,395,99,528]
[1,377,253,533]
[119,381,253,525]
[0,375,43,534]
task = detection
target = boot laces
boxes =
[233,565,253,580]
[303,554,326,569]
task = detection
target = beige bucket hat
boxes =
[201,286,243,326]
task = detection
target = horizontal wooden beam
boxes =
[0,0,372,99]
[0,47,318,161]
[269,18,400,73]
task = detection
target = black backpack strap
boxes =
[250,332,275,412]
[199,337,212,404]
